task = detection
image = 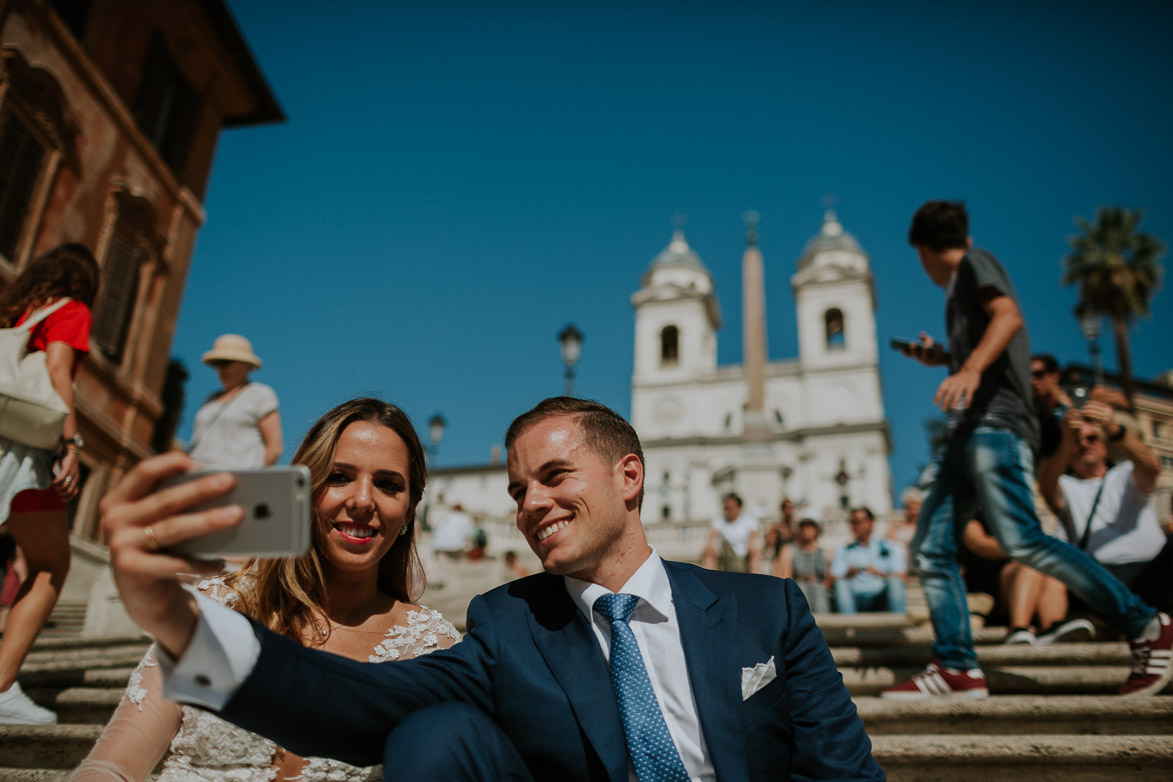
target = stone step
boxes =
[32,604,88,642]
[0,770,70,782]
[21,686,123,725]
[819,624,1006,647]
[28,636,147,653]
[6,714,1171,777]
[18,656,144,694]
[832,641,1130,668]
[0,725,102,770]
[841,664,1165,696]
[24,644,148,668]
[871,734,1173,781]
[855,695,1173,735]
[20,667,137,695]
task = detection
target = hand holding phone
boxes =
[891,335,946,365]
[159,466,312,558]
[889,338,921,354]
[99,452,244,659]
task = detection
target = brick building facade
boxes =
[0,0,281,539]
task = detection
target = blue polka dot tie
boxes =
[594,593,690,782]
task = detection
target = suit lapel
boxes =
[525,576,629,782]
[666,562,750,782]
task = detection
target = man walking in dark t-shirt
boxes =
[882,200,1172,700]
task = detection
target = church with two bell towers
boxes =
[425,211,892,530]
[630,212,892,524]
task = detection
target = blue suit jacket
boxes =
[220,561,884,781]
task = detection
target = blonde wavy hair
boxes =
[224,398,427,643]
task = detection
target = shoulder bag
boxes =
[0,298,73,450]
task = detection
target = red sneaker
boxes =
[881,661,988,700]
[1120,612,1173,697]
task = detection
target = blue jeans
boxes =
[912,426,1155,670]
[833,577,906,614]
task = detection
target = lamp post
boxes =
[835,460,850,510]
[1075,303,1103,386]
[427,412,446,466]
[558,323,583,397]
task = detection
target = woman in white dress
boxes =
[70,398,461,781]
[188,334,283,469]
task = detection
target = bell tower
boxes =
[631,229,721,387]
[792,210,878,371]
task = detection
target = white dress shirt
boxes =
[161,550,714,781]
[565,550,714,782]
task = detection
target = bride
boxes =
[70,398,460,781]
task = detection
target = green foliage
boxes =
[1063,206,1165,408]
[1063,206,1165,322]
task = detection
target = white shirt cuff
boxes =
[157,588,260,710]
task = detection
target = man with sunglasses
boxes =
[1030,354,1074,461]
[885,200,1172,700]
[1038,400,1170,614]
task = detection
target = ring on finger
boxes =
[143,525,161,552]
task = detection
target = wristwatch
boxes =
[1108,423,1127,443]
[61,433,85,450]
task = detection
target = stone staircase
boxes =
[1,604,1170,780]
[817,613,1173,780]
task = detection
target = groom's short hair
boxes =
[505,397,645,509]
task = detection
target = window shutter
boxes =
[92,232,142,361]
[0,112,46,260]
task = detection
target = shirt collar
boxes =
[564,548,673,623]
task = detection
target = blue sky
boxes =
[171,0,1173,506]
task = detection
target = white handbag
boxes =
[0,298,73,450]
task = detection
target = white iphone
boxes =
[160,465,312,558]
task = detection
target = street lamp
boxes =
[558,323,583,397]
[1075,302,1103,386]
[835,460,850,510]
[427,412,446,465]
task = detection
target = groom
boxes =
[105,397,884,781]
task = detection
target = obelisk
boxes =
[742,211,769,441]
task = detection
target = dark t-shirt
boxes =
[944,249,1039,450]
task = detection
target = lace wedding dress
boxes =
[70,578,461,782]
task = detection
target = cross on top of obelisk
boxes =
[743,210,760,246]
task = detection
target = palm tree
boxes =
[1063,206,1165,410]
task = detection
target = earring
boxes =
[398,524,409,537]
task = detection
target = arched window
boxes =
[0,49,79,265]
[660,325,679,365]
[92,188,166,365]
[824,308,845,349]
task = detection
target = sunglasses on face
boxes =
[1030,369,1050,378]
[1078,433,1101,445]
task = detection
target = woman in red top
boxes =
[0,243,98,725]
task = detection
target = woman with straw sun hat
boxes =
[188,334,282,468]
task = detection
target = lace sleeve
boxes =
[370,606,462,662]
[68,645,182,782]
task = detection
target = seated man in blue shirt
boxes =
[830,507,907,614]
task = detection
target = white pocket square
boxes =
[741,656,776,700]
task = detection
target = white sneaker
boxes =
[1003,627,1037,645]
[1037,618,1095,645]
[0,681,58,725]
